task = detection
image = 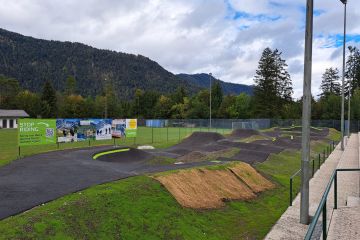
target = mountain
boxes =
[0,28,199,99]
[0,28,253,98]
[177,73,253,95]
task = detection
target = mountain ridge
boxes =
[0,28,252,98]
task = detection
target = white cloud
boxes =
[0,0,359,98]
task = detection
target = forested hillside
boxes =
[0,28,199,98]
[177,73,253,95]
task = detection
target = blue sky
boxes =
[0,0,359,98]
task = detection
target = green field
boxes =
[0,127,231,167]
[0,128,340,239]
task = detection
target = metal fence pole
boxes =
[334,172,338,209]
[290,178,293,206]
[312,160,315,177]
[322,201,327,239]
[152,127,154,144]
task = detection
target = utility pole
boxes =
[340,0,347,148]
[104,77,108,119]
[300,0,313,225]
[209,73,212,129]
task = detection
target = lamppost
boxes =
[209,73,212,129]
[340,0,347,148]
[300,0,314,225]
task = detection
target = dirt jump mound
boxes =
[94,147,153,163]
[155,162,274,209]
[229,129,260,138]
[166,132,227,154]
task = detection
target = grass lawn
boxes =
[0,127,231,167]
[0,128,340,239]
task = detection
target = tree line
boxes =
[1,46,360,120]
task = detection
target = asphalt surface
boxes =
[0,145,218,220]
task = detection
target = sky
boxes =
[0,0,359,98]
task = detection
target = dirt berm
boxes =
[229,129,260,138]
[166,132,228,154]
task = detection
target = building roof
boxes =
[0,109,29,118]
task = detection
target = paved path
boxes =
[327,134,360,240]
[265,134,360,240]
[0,146,218,220]
[265,137,348,239]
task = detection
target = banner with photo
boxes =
[112,119,137,138]
[56,119,112,143]
[18,119,57,146]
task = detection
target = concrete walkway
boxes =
[265,134,359,240]
[327,133,360,240]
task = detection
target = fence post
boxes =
[323,150,326,162]
[322,201,327,240]
[334,172,338,209]
[167,126,169,142]
[290,178,293,206]
[312,160,315,177]
[318,154,321,168]
[152,127,154,144]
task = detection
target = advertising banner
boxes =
[112,119,137,138]
[126,119,137,138]
[112,119,126,138]
[56,119,112,143]
[18,119,57,146]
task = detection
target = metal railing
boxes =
[304,168,360,240]
[289,141,336,206]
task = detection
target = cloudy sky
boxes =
[0,0,359,98]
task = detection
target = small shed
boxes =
[0,109,29,129]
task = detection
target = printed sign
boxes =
[126,119,137,138]
[56,119,112,142]
[112,119,137,138]
[112,119,126,138]
[18,119,57,146]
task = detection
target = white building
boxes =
[0,109,29,129]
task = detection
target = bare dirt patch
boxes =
[229,162,275,193]
[155,163,275,209]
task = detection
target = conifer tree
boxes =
[320,68,341,97]
[253,47,292,117]
[41,81,57,117]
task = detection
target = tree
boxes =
[172,86,187,104]
[211,81,223,116]
[0,75,20,109]
[41,81,57,117]
[154,95,173,118]
[320,68,341,97]
[346,46,360,94]
[15,90,42,117]
[65,75,76,95]
[217,95,236,118]
[253,47,292,117]
[228,93,252,119]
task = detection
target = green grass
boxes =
[0,127,340,239]
[0,127,231,167]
